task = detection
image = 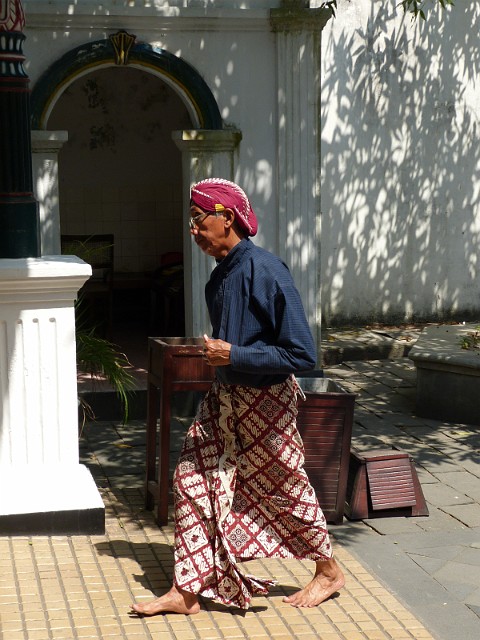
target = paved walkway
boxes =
[325,358,480,640]
[2,329,480,640]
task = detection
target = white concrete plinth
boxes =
[0,464,105,535]
[0,256,105,534]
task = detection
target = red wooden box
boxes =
[296,378,356,524]
[145,337,215,526]
[344,449,429,519]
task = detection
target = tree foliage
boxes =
[319,0,455,21]
[399,0,455,21]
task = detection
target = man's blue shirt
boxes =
[205,238,316,387]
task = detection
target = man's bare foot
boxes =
[130,585,200,616]
[283,558,345,608]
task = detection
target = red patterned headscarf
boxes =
[190,178,258,237]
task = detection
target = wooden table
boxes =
[145,337,214,526]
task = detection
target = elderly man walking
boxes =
[131,178,344,615]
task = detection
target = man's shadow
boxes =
[95,539,174,594]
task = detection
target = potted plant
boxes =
[75,300,135,430]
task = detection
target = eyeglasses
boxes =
[189,211,212,230]
[188,204,225,230]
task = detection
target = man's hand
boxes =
[203,334,232,366]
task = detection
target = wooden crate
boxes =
[296,378,356,524]
[345,449,429,519]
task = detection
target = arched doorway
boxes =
[47,64,190,342]
[31,35,241,339]
[31,36,223,131]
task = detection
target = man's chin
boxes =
[196,240,211,255]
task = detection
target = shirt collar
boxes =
[214,238,251,276]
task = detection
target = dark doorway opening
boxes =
[49,66,192,367]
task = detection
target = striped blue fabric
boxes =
[205,239,316,387]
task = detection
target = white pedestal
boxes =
[0,256,105,534]
[0,464,105,535]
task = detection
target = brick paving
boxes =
[0,484,436,640]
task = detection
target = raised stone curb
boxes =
[409,323,480,425]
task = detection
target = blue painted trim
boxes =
[31,39,223,130]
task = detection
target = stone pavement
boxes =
[1,328,480,640]
[324,358,480,640]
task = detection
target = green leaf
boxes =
[76,328,135,424]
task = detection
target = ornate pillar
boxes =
[0,0,39,258]
[172,129,242,336]
[270,1,331,349]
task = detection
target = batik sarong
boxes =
[172,375,332,609]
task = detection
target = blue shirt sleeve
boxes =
[229,282,316,374]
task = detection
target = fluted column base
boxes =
[0,256,105,535]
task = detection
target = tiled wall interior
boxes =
[49,66,192,273]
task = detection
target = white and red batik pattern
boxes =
[172,376,332,609]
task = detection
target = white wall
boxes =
[320,0,480,325]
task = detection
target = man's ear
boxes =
[223,208,235,228]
